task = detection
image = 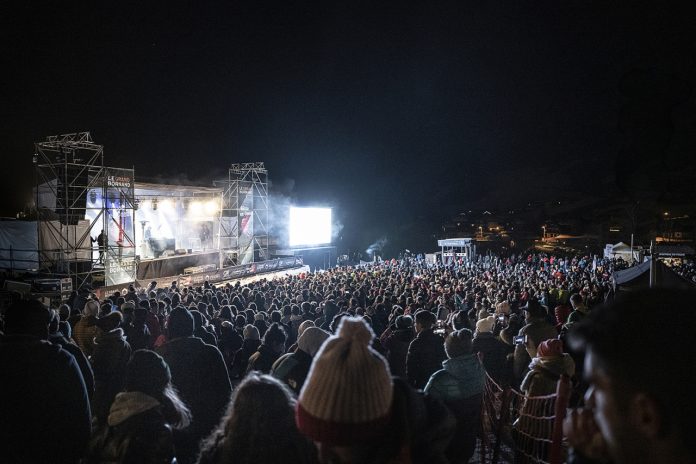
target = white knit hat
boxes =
[296,317,393,445]
[84,300,100,317]
[476,315,496,334]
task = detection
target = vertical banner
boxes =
[238,181,254,264]
[104,168,137,286]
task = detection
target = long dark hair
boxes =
[197,373,315,464]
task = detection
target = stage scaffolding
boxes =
[34,132,137,290]
[214,162,269,266]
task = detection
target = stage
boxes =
[136,250,220,280]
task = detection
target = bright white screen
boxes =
[289,207,332,247]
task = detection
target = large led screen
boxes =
[289,207,332,247]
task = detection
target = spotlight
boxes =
[160,199,174,211]
[205,200,218,215]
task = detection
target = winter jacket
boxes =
[406,328,447,389]
[424,354,485,464]
[125,321,152,351]
[0,335,91,464]
[86,391,174,464]
[271,348,312,394]
[156,336,231,464]
[92,328,132,424]
[246,343,281,375]
[73,314,100,357]
[520,354,575,397]
[49,333,95,400]
[218,331,243,373]
[384,328,414,378]
[472,332,513,386]
[513,319,558,383]
[230,338,261,379]
[425,354,486,402]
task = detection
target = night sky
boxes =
[3,2,696,254]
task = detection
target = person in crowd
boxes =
[191,309,217,346]
[296,316,455,463]
[287,319,315,352]
[473,314,513,385]
[0,299,91,463]
[218,320,243,372]
[272,326,330,394]
[520,338,575,397]
[513,299,558,384]
[55,302,73,334]
[156,307,232,464]
[73,299,101,357]
[230,324,261,379]
[246,322,287,374]
[564,289,696,464]
[253,311,270,338]
[145,299,163,341]
[566,293,589,325]
[425,328,486,463]
[406,310,447,389]
[92,311,133,425]
[197,373,317,464]
[125,303,152,351]
[383,314,415,379]
[86,349,191,464]
[48,309,95,400]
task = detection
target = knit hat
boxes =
[476,315,496,334]
[296,317,393,446]
[537,338,564,358]
[84,299,100,317]
[297,327,330,357]
[126,349,171,397]
[96,311,123,331]
[243,324,260,340]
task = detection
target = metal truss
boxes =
[34,132,136,291]
[214,162,269,266]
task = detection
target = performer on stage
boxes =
[91,229,106,264]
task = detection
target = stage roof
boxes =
[134,182,221,197]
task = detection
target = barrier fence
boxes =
[479,372,571,464]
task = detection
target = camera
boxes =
[513,335,527,345]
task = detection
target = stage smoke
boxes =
[366,236,388,256]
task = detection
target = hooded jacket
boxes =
[424,354,486,403]
[156,335,231,461]
[424,354,485,464]
[520,354,575,397]
[92,328,132,424]
[86,391,174,464]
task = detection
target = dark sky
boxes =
[2,2,695,253]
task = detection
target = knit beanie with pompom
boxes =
[296,317,393,446]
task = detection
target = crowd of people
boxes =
[1,252,694,464]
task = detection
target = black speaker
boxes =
[55,164,88,225]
